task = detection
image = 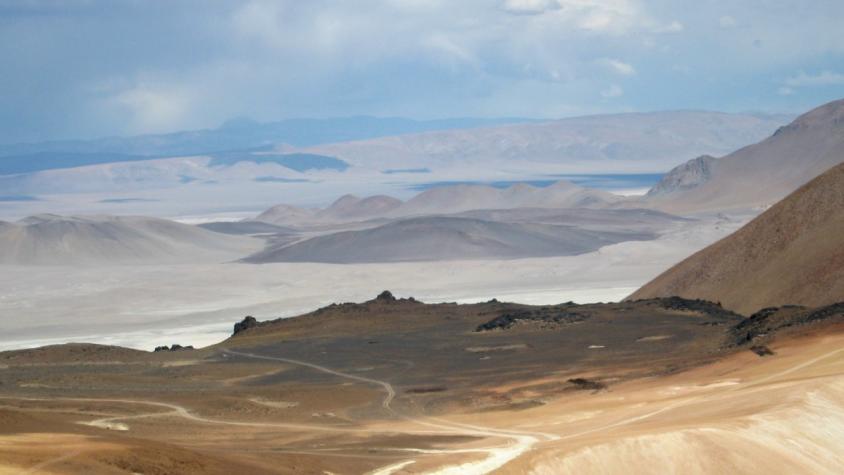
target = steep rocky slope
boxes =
[630,162,844,314]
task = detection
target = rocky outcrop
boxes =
[636,296,743,320]
[376,290,396,302]
[750,345,775,356]
[370,290,418,304]
[646,155,716,196]
[233,316,259,336]
[475,307,589,331]
[153,344,195,352]
[567,378,607,391]
[728,302,844,346]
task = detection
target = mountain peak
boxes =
[645,97,844,212]
[776,98,844,134]
[329,194,362,209]
[647,155,716,197]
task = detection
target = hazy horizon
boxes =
[1,0,843,144]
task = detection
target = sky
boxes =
[1,0,843,144]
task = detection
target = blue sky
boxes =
[1,0,843,143]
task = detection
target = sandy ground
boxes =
[0,214,746,351]
[507,330,844,474]
[2,319,843,474]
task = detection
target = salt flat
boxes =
[0,214,746,351]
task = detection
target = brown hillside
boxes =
[629,162,844,314]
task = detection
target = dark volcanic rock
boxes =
[154,344,195,352]
[476,307,590,332]
[233,316,259,336]
[376,290,397,302]
[640,296,743,319]
[729,302,844,346]
[805,302,844,322]
[369,291,419,305]
[567,378,606,391]
[750,345,775,357]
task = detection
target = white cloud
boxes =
[599,58,636,76]
[601,84,623,98]
[652,20,684,33]
[784,70,844,87]
[13,0,844,143]
[504,0,649,35]
[108,84,194,134]
[718,15,737,28]
[231,1,287,48]
[502,0,559,15]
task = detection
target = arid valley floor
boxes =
[3,293,844,474]
[5,3,844,473]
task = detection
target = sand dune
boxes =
[630,162,844,314]
[0,214,260,265]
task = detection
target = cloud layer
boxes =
[0,0,843,142]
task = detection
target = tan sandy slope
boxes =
[3,298,844,474]
[0,214,260,265]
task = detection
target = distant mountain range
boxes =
[243,179,687,263]
[0,111,789,202]
[254,180,621,226]
[0,116,535,164]
[297,110,792,170]
[11,93,844,268]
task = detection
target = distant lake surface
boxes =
[407,173,664,192]
[0,195,39,202]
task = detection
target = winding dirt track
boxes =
[10,345,843,474]
[221,349,551,474]
[223,350,397,412]
[2,348,548,475]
